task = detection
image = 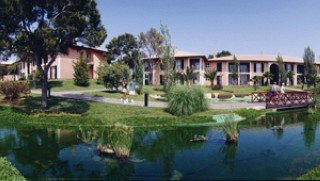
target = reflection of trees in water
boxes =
[77,126,98,144]
[10,128,61,178]
[303,116,318,148]
[247,112,306,129]
[132,126,209,177]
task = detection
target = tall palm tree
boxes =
[204,69,218,89]
[178,67,197,86]
[250,76,261,91]
[263,71,273,86]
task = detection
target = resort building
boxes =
[207,54,320,86]
[145,52,320,87]
[18,45,106,80]
[143,49,208,85]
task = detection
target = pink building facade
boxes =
[18,46,106,80]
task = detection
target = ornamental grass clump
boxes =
[221,121,239,143]
[167,86,208,116]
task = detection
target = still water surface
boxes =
[0,111,319,179]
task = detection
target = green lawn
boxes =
[31,79,105,92]
[0,96,265,128]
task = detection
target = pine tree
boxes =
[73,54,90,87]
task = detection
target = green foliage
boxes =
[73,54,90,87]
[204,69,218,89]
[276,55,286,84]
[263,71,273,85]
[303,46,317,88]
[167,86,208,116]
[135,59,144,94]
[215,50,232,58]
[231,55,239,85]
[298,165,320,180]
[139,28,164,58]
[286,71,295,85]
[220,120,239,142]
[159,23,175,92]
[105,33,139,68]
[98,62,130,90]
[250,76,261,90]
[0,65,7,78]
[178,67,197,86]
[0,157,26,181]
[0,81,30,101]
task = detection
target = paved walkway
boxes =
[31,89,266,110]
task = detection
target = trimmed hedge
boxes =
[218,94,233,99]
[0,157,26,181]
[298,165,320,180]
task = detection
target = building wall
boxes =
[17,47,105,80]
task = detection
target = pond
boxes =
[0,111,320,179]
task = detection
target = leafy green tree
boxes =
[208,54,214,59]
[263,71,273,85]
[98,62,130,91]
[159,23,175,92]
[204,69,218,89]
[106,33,139,68]
[0,0,107,108]
[139,27,165,86]
[276,55,286,84]
[231,55,239,85]
[303,46,317,88]
[73,54,90,87]
[216,50,232,58]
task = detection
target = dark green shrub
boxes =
[235,93,249,98]
[218,94,233,99]
[212,84,223,90]
[0,157,26,181]
[167,86,208,116]
[0,81,30,101]
[73,54,90,87]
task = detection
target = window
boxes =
[297,65,304,74]
[240,63,250,73]
[190,59,200,70]
[254,63,263,73]
[228,74,237,85]
[240,75,250,85]
[228,63,235,72]
[217,63,222,72]
[217,76,222,85]
[206,62,210,68]
[50,66,57,79]
[175,59,184,70]
[285,64,292,71]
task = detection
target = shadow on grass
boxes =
[16,96,90,114]
[31,80,63,89]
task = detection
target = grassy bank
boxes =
[0,96,266,128]
[0,157,26,181]
[298,165,320,180]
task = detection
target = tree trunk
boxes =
[210,79,214,89]
[41,72,48,109]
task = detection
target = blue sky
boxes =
[97,0,320,58]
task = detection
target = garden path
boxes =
[31,90,266,110]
